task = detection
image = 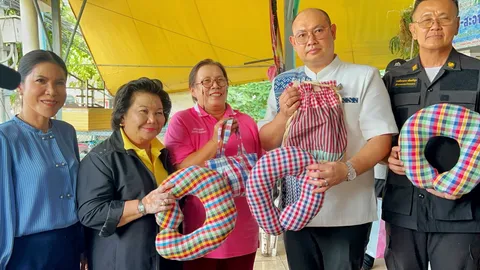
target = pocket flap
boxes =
[393,93,421,106]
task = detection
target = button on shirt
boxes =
[120,128,168,186]
[0,117,80,268]
[259,56,398,227]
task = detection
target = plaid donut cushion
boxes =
[246,146,322,235]
[399,103,480,196]
[155,166,237,260]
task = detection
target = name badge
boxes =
[394,78,418,88]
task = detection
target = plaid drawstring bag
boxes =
[247,80,348,235]
[282,81,347,228]
[205,119,258,197]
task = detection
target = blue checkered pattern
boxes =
[205,119,258,197]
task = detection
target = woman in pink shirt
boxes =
[164,59,261,270]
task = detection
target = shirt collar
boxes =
[304,55,342,80]
[193,103,237,118]
[405,48,462,75]
[120,128,164,151]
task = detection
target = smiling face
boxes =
[289,9,337,69]
[18,62,67,119]
[190,64,228,110]
[121,92,165,149]
[410,0,459,52]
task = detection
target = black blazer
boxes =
[76,130,182,270]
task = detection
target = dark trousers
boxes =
[283,223,371,270]
[385,223,480,270]
[7,223,82,270]
[183,252,256,270]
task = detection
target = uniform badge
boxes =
[412,64,418,71]
[447,62,456,69]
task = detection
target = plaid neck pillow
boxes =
[246,146,322,235]
[155,166,237,260]
[399,103,480,196]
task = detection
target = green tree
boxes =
[60,1,103,88]
[389,6,419,59]
[227,81,271,122]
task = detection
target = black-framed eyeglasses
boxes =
[414,17,457,29]
[196,77,228,88]
[294,26,330,45]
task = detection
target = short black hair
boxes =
[293,8,332,26]
[412,0,459,17]
[18,50,67,82]
[188,59,229,103]
[111,77,172,130]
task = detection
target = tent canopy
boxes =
[68,0,413,94]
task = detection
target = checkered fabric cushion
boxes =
[399,103,480,196]
[155,166,237,260]
[246,146,322,235]
[205,119,258,197]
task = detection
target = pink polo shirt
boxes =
[164,104,261,259]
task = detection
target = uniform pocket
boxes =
[431,195,473,221]
[428,91,478,111]
[392,93,422,128]
[383,183,413,216]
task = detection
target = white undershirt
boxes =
[425,67,442,82]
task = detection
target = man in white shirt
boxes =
[258,8,398,270]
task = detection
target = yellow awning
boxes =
[69,0,413,94]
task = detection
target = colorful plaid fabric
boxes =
[246,146,322,235]
[282,82,347,216]
[399,103,480,196]
[205,119,258,197]
[155,166,237,261]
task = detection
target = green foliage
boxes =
[389,6,419,59]
[60,2,103,88]
[17,2,103,89]
[227,81,271,122]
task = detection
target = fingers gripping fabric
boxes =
[206,119,258,197]
[155,166,237,260]
[246,146,321,235]
[399,103,480,196]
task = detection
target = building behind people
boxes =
[0,50,83,269]
[76,78,182,270]
[384,0,480,269]
[258,8,398,270]
[164,59,262,270]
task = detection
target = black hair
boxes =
[188,59,229,103]
[412,0,459,18]
[111,77,172,130]
[18,50,67,82]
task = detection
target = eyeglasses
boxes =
[196,77,228,88]
[294,26,330,45]
[414,17,456,29]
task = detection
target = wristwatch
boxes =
[137,199,147,216]
[345,161,357,181]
